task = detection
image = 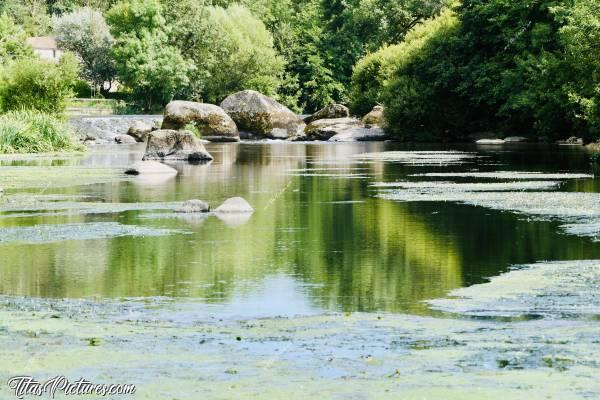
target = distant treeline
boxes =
[0,0,598,141]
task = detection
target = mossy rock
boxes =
[220,90,305,139]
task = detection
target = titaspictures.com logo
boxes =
[7,376,136,398]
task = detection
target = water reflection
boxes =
[0,143,599,315]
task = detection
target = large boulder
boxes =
[127,121,154,142]
[142,130,213,162]
[362,105,384,126]
[161,101,239,142]
[304,104,349,124]
[220,90,305,139]
[304,118,364,141]
[125,161,178,176]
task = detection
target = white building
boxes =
[26,37,63,62]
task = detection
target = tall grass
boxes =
[0,110,83,153]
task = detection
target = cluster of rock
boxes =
[475,136,589,145]
[123,91,386,146]
[298,104,386,142]
[72,115,162,144]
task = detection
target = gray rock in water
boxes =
[175,199,210,213]
[161,101,239,142]
[476,139,505,145]
[304,117,363,140]
[214,197,254,213]
[362,105,384,127]
[114,134,137,144]
[329,126,386,142]
[142,130,213,162]
[125,161,178,176]
[220,90,305,139]
[127,121,154,142]
[304,104,349,124]
[504,136,528,143]
[563,136,584,145]
[70,115,162,144]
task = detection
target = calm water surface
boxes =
[1,142,599,316]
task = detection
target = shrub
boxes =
[381,9,466,141]
[0,110,83,153]
[349,45,406,116]
[350,9,459,117]
[0,53,80,114]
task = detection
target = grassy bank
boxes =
[0,110,83,154]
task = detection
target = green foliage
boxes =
[350,46,410,115]
[0,0,53,35]
[0,53,80,114]
[107,0,193,110]
[162,3,284,104]
[0,110,83,153]
[355,0,600,141]
[452,0,573,138]
[0,14,34,64]
[381,9,465,141]
[555,0,600,138]
[321,0,449,92]
[53,7,116,95]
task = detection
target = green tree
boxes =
[53,7,116,95]
[556,0,600,139]
[321,0,449,91]
[453,0,574,138]
[161,1,283,104]
[106,0,193,110]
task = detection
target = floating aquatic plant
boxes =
[0,222,186,244]
[355,151,478,165]
[371,181,561,192]
[429,260,600,318]
[411,171,592,180]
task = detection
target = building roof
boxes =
[26,36,59,50]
